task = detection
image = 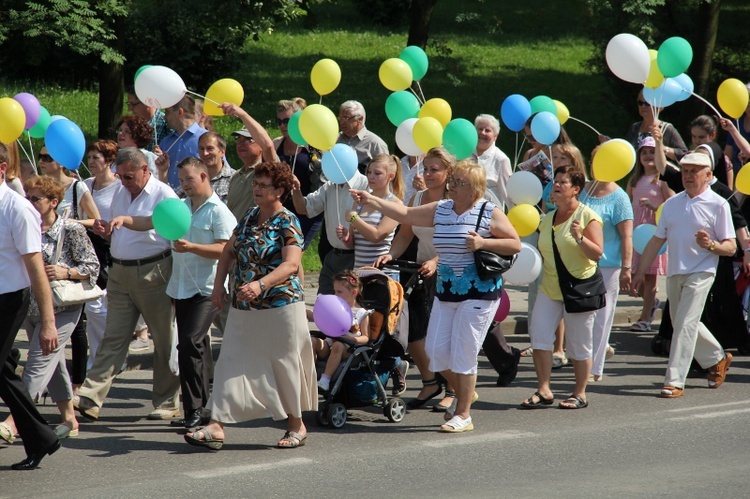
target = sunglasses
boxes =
[448,176,469,188]
[38,153,54,162]
[637,100,651,107]
[26,195,48,203]
[276,117,291,126]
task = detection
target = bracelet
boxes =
[67,268,72,279]
[349,213,359,224]
[621,265,631,270]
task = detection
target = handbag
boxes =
[49,213,105,307]
[473,201,517,280]
[550,210,606,313]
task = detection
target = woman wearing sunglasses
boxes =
[625,91,688,168]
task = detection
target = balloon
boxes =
[734,163,750,195]
[507,171,543,206]
[379,58,413,91]
[395,118,422,157]
[655,203,664,225]
[494,288,510,322]
[299,104,338,151]
[152,198,192,241]
[642,78,682,108]
[500,94,531,133]
[657,37,693,78]
[592,138,636,182]
[385,91,420,127]
[442,118,477,160]
[633,224,666,255]
[717,78,750,119]
[418,98,452,127]
[321,144,358,184]
[134,65,187,109]
[49,115,66,123]
[529,95,557,116]
[310,58,341,96]
[0,97,26,143]
[399,46,429,81]
[673,73,694,102]
[606,33,650,84]
[503,242,542,285]
[553,99,569,125]
[287,110,307,146]
[644,49,664,89]
[530,111,560,146]
[204,78,244,116]
[28,106,51,139]
[13,93,41,130]
[44,119,85,170]
[134,64,153,82]
[507,204,540,237]
[313,294,352,337]
[412,117,443,153]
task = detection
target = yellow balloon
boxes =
[735,163,750,195]
[553,99,569,125]
[717,78,750,119]
[418,98,452,127]
[592,139,636,182]
[412,117,443,153]
[379,58,413,91]
[204,78,244,116]
[644,49,664,89]
[299,104,339,151]
[507,204,540,238]
[655,203,664,225]
[0,97,26,143]
[310,58,341,96]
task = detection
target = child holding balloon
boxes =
[627,136,674,332]
[312,271,371,393]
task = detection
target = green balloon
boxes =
[529,95,557,116]
[134,64,153,83]
[28,106,51,139]
[399,46,429,81]
[385,91,420,127]
[657,37,693,78]
[443,118,478,160]
[152,198,191,241]
[288,110,308,147]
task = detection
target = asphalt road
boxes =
[2,322,749,498]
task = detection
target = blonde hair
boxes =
[2,141,21,182]
[277,98,307,114]
[452,159,486,203]
[369,153,405,200]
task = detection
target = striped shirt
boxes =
[353,193,396,268]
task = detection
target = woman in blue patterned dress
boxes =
[185,162,316,450]
[351,160,521,433]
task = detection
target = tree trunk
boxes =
[682,0,721,122]
[407,0,438,48]
[97,13,126,140]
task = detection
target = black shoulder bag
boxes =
[473,201,517,280]
[550,212,606,313]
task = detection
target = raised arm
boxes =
[221,103,278,163]
[350,189,437,227]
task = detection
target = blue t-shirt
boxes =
[579,187,633,268]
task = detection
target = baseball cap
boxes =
[637,136,656,150]
[679,152,713,170]
[232,127,253,139]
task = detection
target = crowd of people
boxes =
[1,82,750,468]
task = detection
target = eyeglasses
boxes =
[252,180,275,189]
[26,195,48,203]
[448,176,469,188]
[116,129,131,136]
[38,153,54,162]
[276,117,290,126]
[126,101,142,109]
[338,115,359,122]
[553,179,572,186]
[119,169,145,181]
[637,100,651,107]
[236,136,254,144]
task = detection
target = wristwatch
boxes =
[576,236,584,245]
[709,240,716,252]
[67,268,72,279]
[258,279,266,292]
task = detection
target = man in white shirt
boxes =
[0,142,61,470]
[77,148,181,421]
[634,152,735,398]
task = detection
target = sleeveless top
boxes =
[411,190,438,262]
[353,193,396,268]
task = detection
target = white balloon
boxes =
[606,33,650,84]
[134,65,187,109]
[395,118,423,157]
[507,171,543,206]
[503,242,542,285]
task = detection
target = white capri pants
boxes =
[425,297,500,375]
[591,267,620,376]
[529,291,596,361]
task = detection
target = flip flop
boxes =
[519,391,554,409]
[184,428,224,450]
[277,430,306,449]
[439,415,474,433]
[520,346,534,357]
[558,395,588,409]
[0,422,15,444]
[629,320,652,332]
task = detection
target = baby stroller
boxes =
[314,267,410,429]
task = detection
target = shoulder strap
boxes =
[72,180,79,220]
[475,201,489,232]
[51,209,71,265]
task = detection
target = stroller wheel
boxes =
[315,407,329,427]
[327,403,347,429]
[384,398,406,423]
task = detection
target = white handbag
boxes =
[49,215,104,307]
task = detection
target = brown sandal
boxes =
[660,386,684,398]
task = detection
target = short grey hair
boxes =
[340,100,366,123]
[116,147,148,170]
[475,114,500,135]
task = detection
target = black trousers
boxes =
[175,294,217,413]
[0,288,58,456]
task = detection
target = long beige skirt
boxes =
[208,301,317,423]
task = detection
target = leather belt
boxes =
[111,249,171,267]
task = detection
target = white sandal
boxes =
[629,320,652,332]
[440,415,474,433]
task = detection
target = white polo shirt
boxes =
[655,187,735,276]
[110,173,178,260]
[0,182,42,293]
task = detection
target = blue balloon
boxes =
[321,143,358,184]
[44,118,86,170]
[672,73,694,102]
[501,94,532,133]
[633,224,667,255]
[643,79,682,108]
[530,111,560,146]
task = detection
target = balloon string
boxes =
[162,128,189,155]
[415,81,426,104]
[335,183,341,227]
[567,116,602,136]
[319,95,323,105]
[185,90,220,107]
[329,150,353,189]
[514,134,528,171]
[16,137,37,174]
[78,161,91,178]
[408,86,425,105]
[291,144,300,173]
[689,92,722,118]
